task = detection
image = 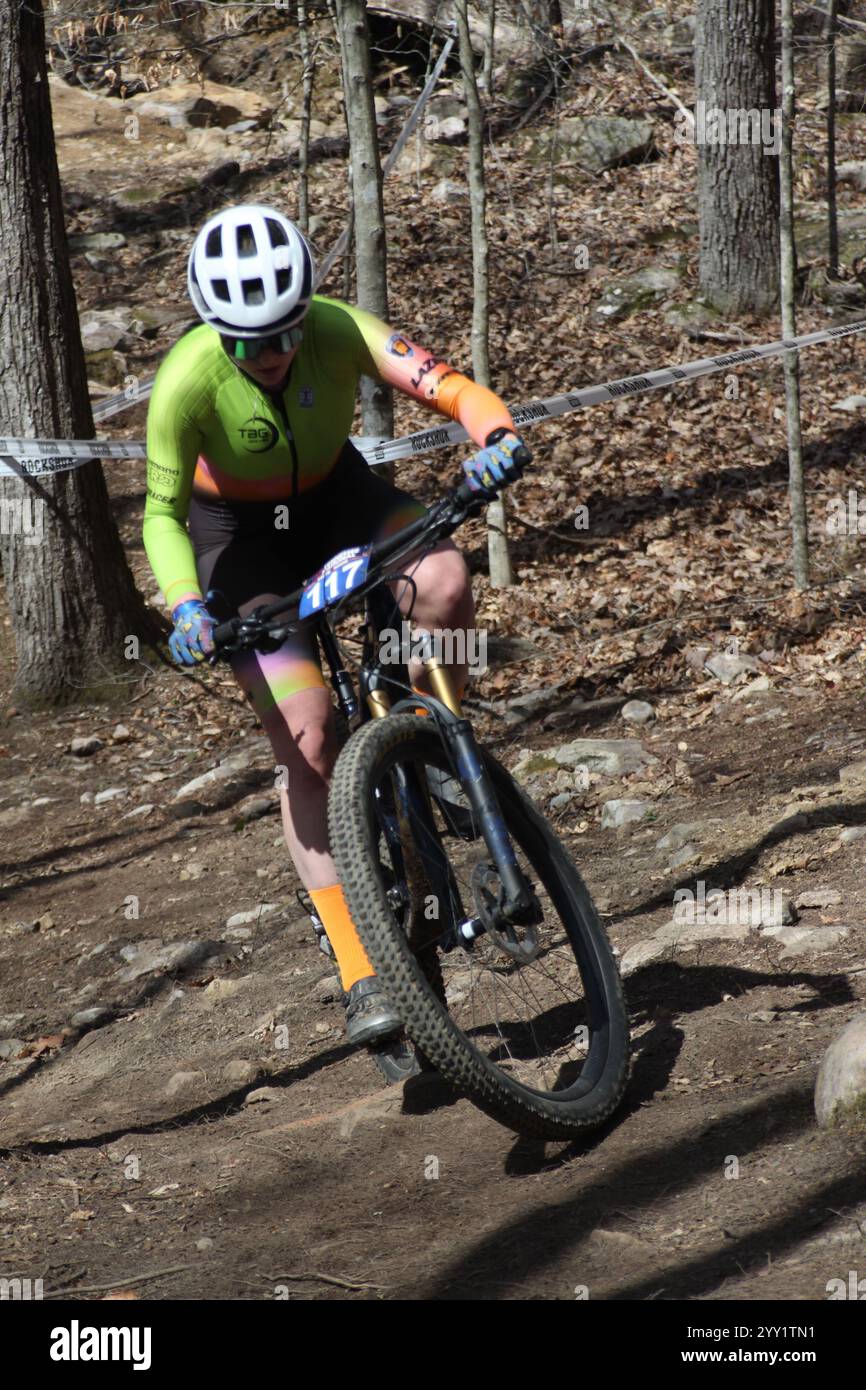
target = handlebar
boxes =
[210,459,529,659]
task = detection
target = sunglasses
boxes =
[222,326,304,360]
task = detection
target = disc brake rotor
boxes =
[470,862,540,963]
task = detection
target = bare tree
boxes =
[296,0,316,235]
[694,0,780,314]
[780,0,808,590]
[456,0,512,588]
[825,0,840,278]
[0,0,155,709]
[335,0,393,445]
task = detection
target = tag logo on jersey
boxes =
[385,333,414,359]
[239,417,279,452]
[298,385,314,407]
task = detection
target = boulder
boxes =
[128,80,272,130]
[815,1013,866,1127]
[544,116,656,172]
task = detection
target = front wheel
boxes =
[328,714,630,1140]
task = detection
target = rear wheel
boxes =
[329,714,630,1140]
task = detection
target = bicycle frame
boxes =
[212,478,543,935]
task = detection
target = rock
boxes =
[234,795,275,828]
[773,926,849,959]
[550,791,577,811]
[80,309,136,353]
[195,1237,215,1251]
[840,826,866,843]
[174,747,267,800]
[748,1009,779,1023]
[0,806,30,828]
[543,115,656,172]
[795,888,843,909]
[111,723,132,742]
[815,1013,866,1127]
[664,300,721,332]
[430,177,466,203]
[225,904,281,929]
[32,797,57,807]
[656,822,703,852]
[704,652,760,684]
[123,804,154,819]
[310,974,341,1004]
[222,1059,260,1085]
[202,977,246,1002]
[514,737,656,780]
[0,1039,25,1060]
[0,1014,25,1032]
[128,80,273,130]
[223,926,253,942]
[594,266,680,322]
[621,700,655,725]
[117,939,216,983]
[70,1006,112,1028]
[84,348,128,388]
[831,394,866,412]
[165,1070,203,1097]
[94,787,127,806]
[835,162,866,192]
[70,736,103,756]
[668,843,701,869]
[601,798,652,829]
[243,1086,283,1106]
[731,675,772,701]
[200,159,241,189]
[619,938,670,976]
[424,114,466,141]
[225,118,258,134]
[685,644,712,671]
[35,912,55,931]
[68,231,127,252]
[839,760,866,785]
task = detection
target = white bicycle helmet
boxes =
[187,204,315,337]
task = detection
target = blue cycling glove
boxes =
[463,429,531,498]
[169,597,216,666]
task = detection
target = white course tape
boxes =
[2,313,864,479]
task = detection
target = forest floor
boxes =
[2,10,866,1301]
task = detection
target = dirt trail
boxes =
[2,668,865,1302]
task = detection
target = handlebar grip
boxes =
[213,619,236,648]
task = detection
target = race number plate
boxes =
[298,545,372,618]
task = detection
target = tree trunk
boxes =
[0,0,156,709]
[457,0,513,589]
[825,0,839,277]
[335,0,393,446]
[694,0,780,315]
[780,0,809,590]
[296,0,315,235]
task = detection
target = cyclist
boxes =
[143,203,529,1046]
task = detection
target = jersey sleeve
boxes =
[327,301,515,447]
[143,355,205,610]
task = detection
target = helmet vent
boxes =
[236,224,256,257]
[276,269,291,294]
[243,277,265,305]
[267,218,289,248]
[211,278,230,302]
[205,227,222,258]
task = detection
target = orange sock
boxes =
[309,883,375,992]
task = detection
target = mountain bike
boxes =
[212,469,630,1140]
